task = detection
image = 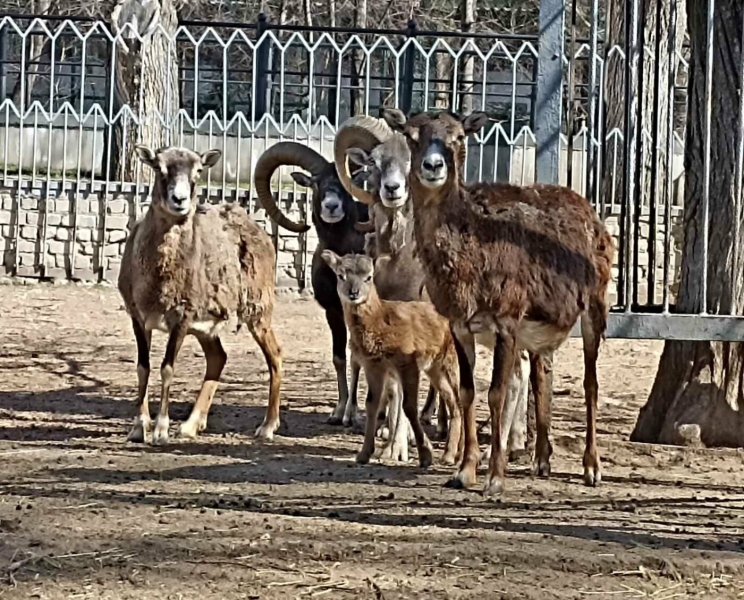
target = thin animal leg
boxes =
[250,321,283,440]
[436,392,449,441]
[127,318,152,443]
[326,309,350,425]
[581,306,602,486]
[380,376,411,463]
[530,352,553,477]
[178,335,227,439]
[152,325,188,446]
[399,363,433,468]
[343,356,362,427]
[479,351,528,466]
[446,330,479,489]
[420,385,438,426]
[483,328,518,497]
[428,364,461,466]
[357,366,386,464]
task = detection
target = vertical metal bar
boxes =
[14,25,28,275]
[632,0,646,307]
[255,14,270,120]
[700,0,715,314]
[586,0,599,204]
[535,0,565,184]
[647,0,664,305]
[565,0,577,191]
[0,28,6,100]
[662,0,678,314]
[621,0,640,313]
[400,19,416,113]
[734,0,744,311]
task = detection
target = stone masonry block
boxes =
[0,211,10,225]
[76,215,97,229]
[2,195,12,211]
[105,215,131,231]
[20,226,37,240]
[25,212,38,226]
[47,213,62,226]
[18,252,35,267]
[55,228,71,242]
[107,199,129,214]
[107,230,127,244]
[17,239,35,254]
[103,244,121,257]
[77,228,92,242]
[55,199,70,213]
[20,197,37,210]
[74,254,92,271]
[47,240,66,255]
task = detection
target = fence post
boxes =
[255,13,270,121]
[534,0,565,185]
[399,19,417,113]
[533,0,564,453]
[0,28,6,100]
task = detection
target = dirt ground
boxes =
[0,282,743,599]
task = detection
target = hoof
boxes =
[445,468,477,490]
[418,446,433,469]
[356,451,371,465]
[151,417,170,446]
[440,451,457,467]
[380,441,409,463]
[255,420,279,440]
[583,467,602,487]
[177,421,199,440]
[531,459,551,478]
[482,475,505,498]
[327,415,343,426]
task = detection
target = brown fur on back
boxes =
[412,179,614,332]
[344,288,455,373]
[118,203,276,328]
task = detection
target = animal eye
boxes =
[457,134,466,142]
[339,274,346,281]
[365,275,372,282]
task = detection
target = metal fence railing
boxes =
[1,2,743,341]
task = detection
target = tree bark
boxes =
[631,0,744,446]
[459,0,475,114]
[110,0,179,183]
[350,0,367,116]
[11,0,56,108]
[433,51,451,110]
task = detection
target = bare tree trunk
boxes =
[631,0,744,446]
[459,0,475,114]
[110,0,179,182]
[350,0,367,116]
[433,51,451,110]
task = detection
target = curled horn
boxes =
[254,142,329,233]
[334,115,393,206]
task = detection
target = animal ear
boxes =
[346,147,373,168]
[320,249,341,272]
[135,145,159,170]
[291,171,315,189]
[462,112,489,136]
[381,108,407,132]
[201,149,221,169]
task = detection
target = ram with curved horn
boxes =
[331,115,456,464]
[253,139,371,427]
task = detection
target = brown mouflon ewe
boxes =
[322,250,463,467]
[118,146,283,446]
[382,108,614,496]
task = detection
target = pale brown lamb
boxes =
[322,250,463,467]
[382,108,614,496]
[118,146,282,445]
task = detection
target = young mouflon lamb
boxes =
[118,146,283,445]
[322,250,463,467]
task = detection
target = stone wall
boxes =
[0,187,684,306]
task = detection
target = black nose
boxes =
[384,182,400,193]
[171,195,186,205]
[347,290,359,300]
[423,158,444,172]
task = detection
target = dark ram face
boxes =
[291,162,357,225]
